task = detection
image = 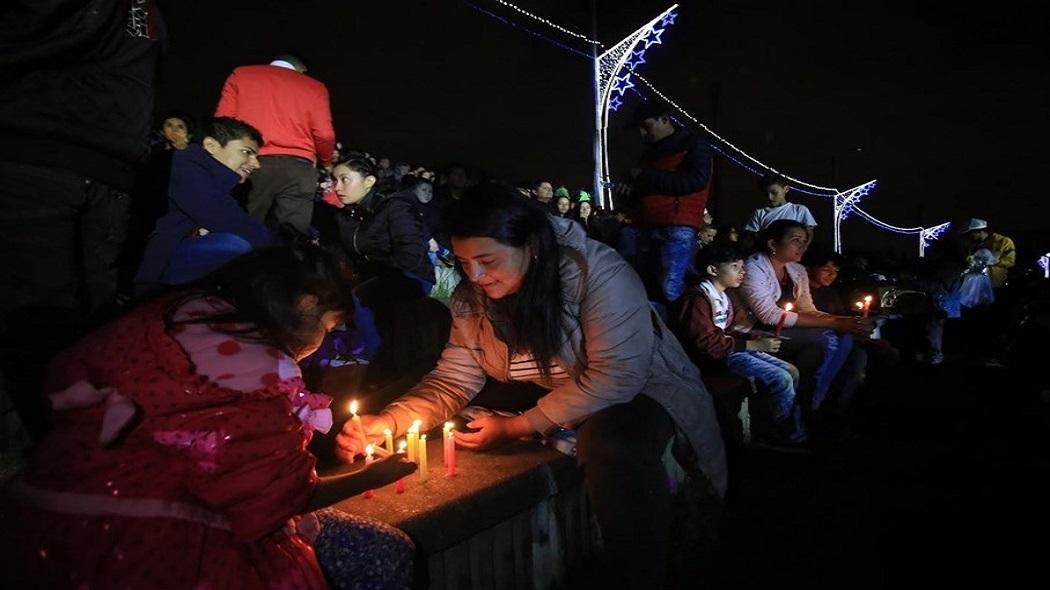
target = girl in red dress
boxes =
[1,246,415,589]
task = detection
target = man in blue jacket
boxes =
[135,117,274,292]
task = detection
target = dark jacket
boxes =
[134,144,274,288]
[336,189,435,284]
[670,284,749,372]
[634,127,713,230]
[0,0,164,191]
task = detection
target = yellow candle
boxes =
[406,420,421,463]
[419,434,428,482]
[350,400,368,452]
[384,429,395,454]
[363,444,375,498]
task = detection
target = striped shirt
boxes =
[508,352,571,390]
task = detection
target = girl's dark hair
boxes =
[334,156,380,179]
[801,245,843,268]
[757,219,807,255]
[447,183,563,377]
[166,245,355,359]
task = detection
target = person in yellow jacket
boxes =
[962,218,1016,288]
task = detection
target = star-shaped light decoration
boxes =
[626,48,647,71]
[609,95,624,111]
[643,27,665,49]
[613,73,635,96]
[660,12,678,27]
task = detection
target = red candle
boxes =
[862,295,872,318]
[775,303,793,337]
[445,429,457,477]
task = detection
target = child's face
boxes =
[766,183,789,207]
[698,227,718,244]
[808,262,840,287]
[710,260,746,288]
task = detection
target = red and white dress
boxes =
[1,295,334,589]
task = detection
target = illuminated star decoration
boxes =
[626,49,647,71]
[609,95,624,111]
[613,73,636,96]
[1038,253,1050,278]
[643,27,665,49]
[660,12,678,27]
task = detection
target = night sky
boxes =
[155,0,1047,255]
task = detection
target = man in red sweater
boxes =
[215,54,335,234]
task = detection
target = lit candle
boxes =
[349,400,368,456]
[862,295,873,318]
[384,428,395,454]
[363,444,375,498]
[443,422,453,465]
[419,434,429,482]
[395,441,407,494]
[406,420,421,463]
[775,303,793,337]
[446,428,457,477]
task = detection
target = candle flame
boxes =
[784,303,794,312]
[397,441,407,452]
[349,400,359,415]
[855,301,864,309]
[444,421,454,430]
[365,443,374,455]
[420,434,427,441]
[383,428,392,436]
[864,295,873,303]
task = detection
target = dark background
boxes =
[155,0,1048,256]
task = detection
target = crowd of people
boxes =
[1,7,1041,587]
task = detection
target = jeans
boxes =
[726,351,807,442]
[777,327,856,411]
[164,233,253,284]
[637,226,697,303]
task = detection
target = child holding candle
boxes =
[0,246,416,590]
[670,244,808,446]
[336,185,727,589]
[740,220,873,416]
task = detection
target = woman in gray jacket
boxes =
[337,184,726,588]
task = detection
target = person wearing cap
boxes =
[215,54,336,235]
[616,99,713,303]
[961,218,1015,288]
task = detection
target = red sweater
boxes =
[215,65,335,167]
[635,128,712,229]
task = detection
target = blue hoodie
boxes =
[134,144,274,288]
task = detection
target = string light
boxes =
[471,1,953,253]
[492,0,602,45]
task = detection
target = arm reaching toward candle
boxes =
[335,414,393,462]
[305,454,416,511]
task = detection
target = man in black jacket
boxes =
[0,0,163,439]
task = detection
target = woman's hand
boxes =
[455,415,534,450]
[834,316,876,339]
[335,414,392,463]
